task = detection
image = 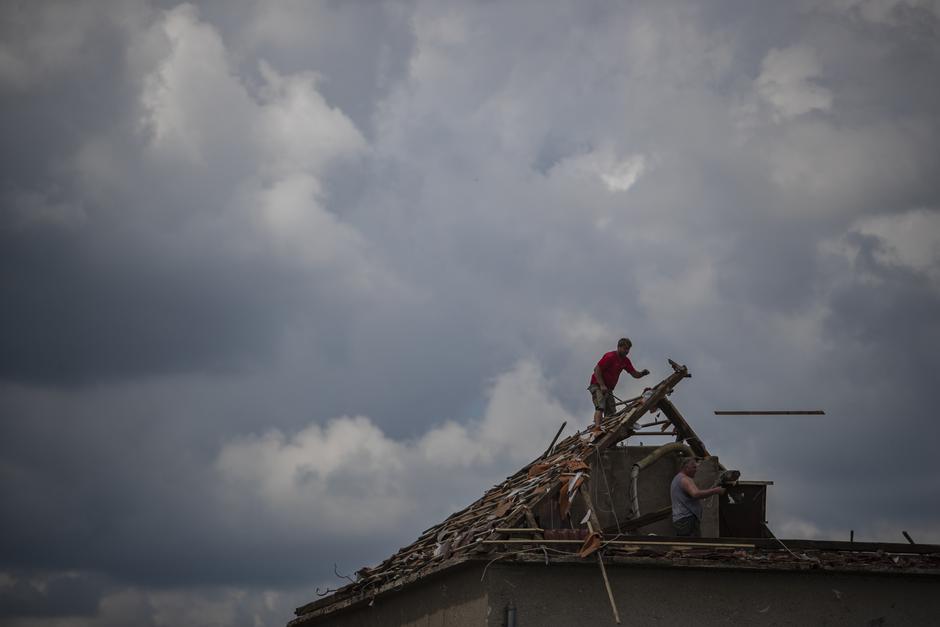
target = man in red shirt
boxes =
[589,338,649,430]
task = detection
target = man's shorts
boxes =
[588,384,616,416]
[673,515,701,537]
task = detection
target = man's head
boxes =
[680,457,698,477]
[617,337,632,357]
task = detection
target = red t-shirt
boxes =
[590,351,638,389]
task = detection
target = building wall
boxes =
[296,565,488,627]
[591,446,720,536]
[484,562,940,627]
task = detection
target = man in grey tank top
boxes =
[671,458,725,537]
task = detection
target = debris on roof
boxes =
[292,360,940,624]
[295,362,693,614]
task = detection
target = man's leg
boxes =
[605,394,617,419]
[673,516,695,537]
[589,385,606,430]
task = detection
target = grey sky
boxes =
[2,1,940,625]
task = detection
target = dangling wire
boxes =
[763,522,815,562]
[591,443,623,535]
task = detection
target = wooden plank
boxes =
[523,508,544,540]
[714,410,825,415]
[542,421,567,458]
[481,539,600,545]
[637,419,670,428]
[729,536,940,555]
[597,363,692,452]
[597,554,621,624]
[657,397,710,458]
[481,539,756,548]
[615,539,754,549]
[578,484,603,532]
[621,506,672,531]
[585,518,621,624]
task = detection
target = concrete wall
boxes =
[297,560,940,626]
[297,565,488,627]
[592,446,720,536]
[484,562,940,627]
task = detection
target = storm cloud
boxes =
[2,1,940,625]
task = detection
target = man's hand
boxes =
[640,369,650,377]
[682,477,727,500]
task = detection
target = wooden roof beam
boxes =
[595,359,692,453]
[657,397,710,459]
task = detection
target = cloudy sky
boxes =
[2,0,939,624]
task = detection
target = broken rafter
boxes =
[657,397,710,458]
[541,421,567,458]
[578,484,603,533]
[636,419,670,428]
[619,506,672,531]
[522,508,544,540]
[596,361,692,452]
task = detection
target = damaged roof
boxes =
[294,362,700,617]
[291,361,940,625]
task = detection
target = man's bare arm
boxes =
[680,476,724,500]
[623,359,649,379]
[594,365,608,391]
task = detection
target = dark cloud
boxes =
[0,225,307,383]
[0,572,105,618]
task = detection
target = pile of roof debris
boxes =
[505,541,940,574]
[302,363,698,602]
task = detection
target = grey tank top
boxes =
[671,473,702,521]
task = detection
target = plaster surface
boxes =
[485,562,940,627]
[591,446,720,536]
